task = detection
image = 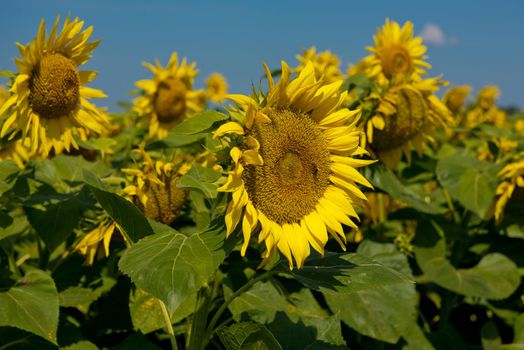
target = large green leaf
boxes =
[218,322,282,350]
[287,252,412,294]
[0,160,19,196]
[148,110,228,148]
[25,192,87,252]
[83,169,153,242]
[129,288,195,334]
[177,163,221,198]
[415,225,520,299]
[368,165,446,214]
[0,269,59,344]
[323,242,417,344]
[436,153,499,218]
[224,280,345,348]
[35,155,111,192]
[119,222,230,314]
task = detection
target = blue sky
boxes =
[1,0,523,110]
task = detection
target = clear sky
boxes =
[1,0,522,110]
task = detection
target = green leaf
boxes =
[436,153,499,218]
[218,322,282,350]
[288,252,412,294]
[0,269,59,344]
[177,163,221,198]
[59,277,116,312]
[0,210,29,241]
[322,242,417,344]
[415,225,520,299]
[83,169,153,242]
[0,160,19,196]
[481,321,502,350]
[225,281,287,324]
[25,194,85,252]
[119,222,230,314]
[368,165,446,214]
[35,155,111,191]
[60,341,99,350]
[129,288,195,334]
[148,110,228,148]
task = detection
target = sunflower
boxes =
[464,86,507,128]
[206,73,228,102]
[495,157,524,223]
[0,16,108,156]
[443,85,471,114]
[133,53,206,139]
[0,138,30,168]
[364,77,453,168]
[214,61,374,269]
[122,148,191,225]
[74,219,121,265]
[295,47,342,83]
[360,19,431,84]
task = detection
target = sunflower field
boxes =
[0,15,523,350]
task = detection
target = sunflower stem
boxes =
[158,298,179,350]
[203,269,277,345]
[187,280,215,350]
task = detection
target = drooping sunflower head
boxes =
[0,16,108,156]
[122,148,191,225]
[443,85,471,114]
[206,73,228,102]
[133,53,206,139]
[361,19,431,84]
[495,156,524,223]
[477,86,499,110]
[215,61,375,269]
[295,47,342,83]
[365,77,452,168]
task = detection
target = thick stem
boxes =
[203,270,277,344]
[187,282,215,350]
[158,299,179,350]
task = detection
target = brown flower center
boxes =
[29,54,80,119]
[243,108,331,224]
[381,45,412,80]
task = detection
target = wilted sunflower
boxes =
[495,157,524,222]
[443,85,471,114]
[122,148,191,225]
[215,61,374,269]
[75,219,122,265]
[364,77,452,168]
[465,86,507,128]
[206,73,228,102]
[133,53,206,139]
[295,47,342,83]
[360,19,431,84]
[0,16,108,156]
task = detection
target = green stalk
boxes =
[187,281,215,350]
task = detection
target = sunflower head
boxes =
[443,85,471,113]
[365,77,452,168]
[478,86,499,110]
[206,73,228,102]
[122,149,190,225]
[215,61,374,269]
[295,47,342,83]
[133,53,205,139]
[361,19,431,84]
[0,16,108,155]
